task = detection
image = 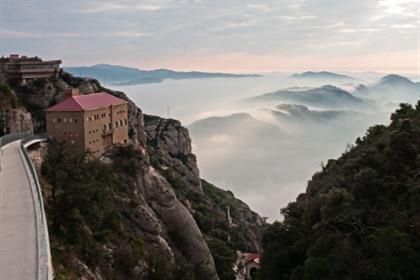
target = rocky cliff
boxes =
[0,84,33,135]
[5,72,263,279]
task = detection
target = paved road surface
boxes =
[0,141,37,279]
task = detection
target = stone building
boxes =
[0,54,61,84]
[46,89,129,157]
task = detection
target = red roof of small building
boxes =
[46,92,127,112]
[245,253,260,264]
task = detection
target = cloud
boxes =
[82,2,168,13]
[0,0,418,72]
[0,29,149,39]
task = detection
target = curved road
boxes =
[0,140,37,279]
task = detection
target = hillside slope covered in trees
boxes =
[260,102,420,279]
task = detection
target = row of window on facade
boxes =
[52,117,78,124]
[87,111,126,122]
[52,131,79,138]
[89,139,100,145]
[87,119,128,134]
[89,114,105,121]
[6,64,56,71]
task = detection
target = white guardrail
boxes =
[0,133,53,280]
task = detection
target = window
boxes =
[58,118,61,123]
[120,120,123,126]
[63,118,67,123]
[103,125,107,131]
[52,118,56,123]
[69,118,73,123]
[74,119,78,123]
[124,119,127,125]
[115,121,119,127]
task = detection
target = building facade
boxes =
[0,54,61,84]
[46,90,129,157]
[235,252,260,280]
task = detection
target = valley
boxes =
[114,72,420,220]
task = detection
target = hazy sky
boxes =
[1,0,419,73]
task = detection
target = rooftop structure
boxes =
[46,89,129,157]
[235,252,261,280]
[0,54,61,84]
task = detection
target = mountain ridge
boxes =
[291,71,354,81]
[251,85,373,110]
[65,63,261,85]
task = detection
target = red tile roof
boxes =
[245,253,260,264]
[46,92,127,112]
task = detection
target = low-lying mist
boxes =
[115,72,420,220]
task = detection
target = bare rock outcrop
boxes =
[5,107,33,133]
[144,115,202,192]
[142,167,218,279]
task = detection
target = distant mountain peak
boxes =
[291,71,354,80]
[378,74,414,85]
[251,84,372,110]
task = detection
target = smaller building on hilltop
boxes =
[46,89,129,157]
[0,54,61,84]
[235,252,261,280]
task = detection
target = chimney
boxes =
[71,87,80,96]
[64,87,80,99]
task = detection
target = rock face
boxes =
[7,72,263,279]
[144,115,202,192]
[5,107,33,133]
[0,84,33,135]
[142,167,218,279]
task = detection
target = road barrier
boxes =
[0,132,31,148]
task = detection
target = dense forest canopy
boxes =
[260,102,420,280]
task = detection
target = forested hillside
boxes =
[260,102,420,279]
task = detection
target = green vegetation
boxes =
[260,102,420,279]
[0,84,19,109]
[162,173,238,280]
[159,165,261,280]
[42,143,144,279]
[41,143,195,279]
